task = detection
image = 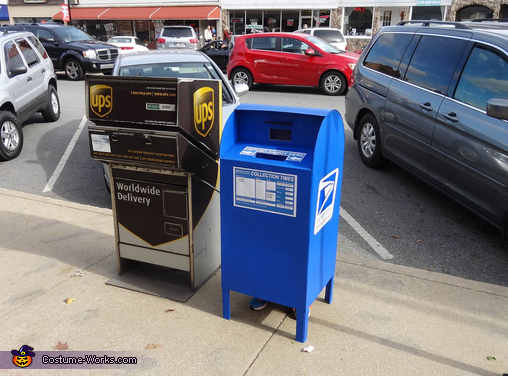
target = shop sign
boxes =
[417,0,441,4]
[60,4,69,22]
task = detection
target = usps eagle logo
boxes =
[314,168,339,235]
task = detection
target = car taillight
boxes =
[121,47,134,50]
[157,38,165,44]
[190,38,199,44]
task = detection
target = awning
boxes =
[149,6,220,20]
[0,4,10,20]
[53,6,220,21]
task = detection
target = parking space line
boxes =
[43,116,87,193]
[340,207,394,260]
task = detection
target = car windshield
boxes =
[162,28,193,38]
[119,61,233,103]
[119,62,219,79]
[306,35,342,54]
[313,29,345,43]
[54,27,94,42]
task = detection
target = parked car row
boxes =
[0,23,119,81]
[4,19,507,247]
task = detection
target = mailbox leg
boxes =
[295,305,309,343]
[222,288,231,320]
[325,275,334,304]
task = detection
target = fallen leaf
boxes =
[416,240,423,243]
[392,235,400,239]
[145,344,162,350]
[164,309,175,313]
[53,342,68,350]
[65,298,75,305]
[486,356,496,361]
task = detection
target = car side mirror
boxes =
[487,98,508,121]
[304,48,321,57]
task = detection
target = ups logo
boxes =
[90,84,113,118]
[193,87,214,138]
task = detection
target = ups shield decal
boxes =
[90,84,113,118]
[193,87,214,138]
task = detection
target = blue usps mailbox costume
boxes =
[220,103,344,342]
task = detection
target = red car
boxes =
[227,32,359,95]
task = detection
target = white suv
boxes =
[294,27,347,51]
[156,25,200,50]
[0,30,60,161]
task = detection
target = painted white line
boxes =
[43,116,88,193]
[340,207,394,260]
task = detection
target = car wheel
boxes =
[357,113,385,168]
[320,71,347,96]
[0,111,23,161]
[231,68,252,89]
[41,86,60,122]
[64,58,84,81]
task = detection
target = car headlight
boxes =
[82,49,98,59]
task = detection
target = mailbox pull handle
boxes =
[255,153,287,161]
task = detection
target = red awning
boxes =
[53,6,220,21]
[53,7,110,20]
[150,6,220,20]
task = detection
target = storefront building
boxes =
[4,0,508,50]
[50,2,220,45]
[221,0,454,50]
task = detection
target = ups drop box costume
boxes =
[86,76,222,290]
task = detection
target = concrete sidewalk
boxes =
[0,188,507,375]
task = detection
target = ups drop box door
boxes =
[113,168,191,272]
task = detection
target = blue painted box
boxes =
[220,103,345,342]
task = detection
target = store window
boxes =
[315,10,330,27]
[382,11,392,27]
[344,7,373,36]
[264,11,280,32]
[282,11,299,32]
[412,6,445,20]
[246,11,263,34]
[230,11,245,35]
[455,5,493,21]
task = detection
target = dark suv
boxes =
[345,20,508,242]
[0,23,119,80]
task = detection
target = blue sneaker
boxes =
[249,298,268,310]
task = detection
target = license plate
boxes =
[172,42,183,47]
[101,64,114,69]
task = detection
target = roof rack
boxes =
[471,18,508,23]
[397,20,471,29]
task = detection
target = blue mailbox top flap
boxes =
[220,103,338,159]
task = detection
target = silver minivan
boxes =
[345,20,508,243]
